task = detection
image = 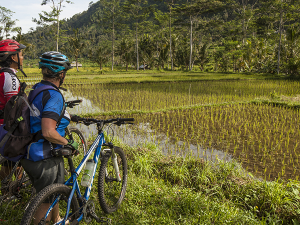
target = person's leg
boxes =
[33,203,52,225]
[22,157,65,224]
[51,157,65,223]
[33,203,64,225]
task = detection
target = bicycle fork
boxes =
[103,148,121,182]
[111,153,121,182]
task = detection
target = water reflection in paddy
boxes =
[71,121,233,163]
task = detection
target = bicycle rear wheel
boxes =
[0,159,34,223]
[21,183,79,225]
[98,146,128,214]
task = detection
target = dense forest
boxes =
[2,0,300,76]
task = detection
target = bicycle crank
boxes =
[83,200,112,224]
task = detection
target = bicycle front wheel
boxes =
[64,126,87,176]
[98,146,128,214]
[0,159,34,223]
[65,126,87,155]
[21,183,79,225]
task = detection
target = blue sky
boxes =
[2,0,91,34]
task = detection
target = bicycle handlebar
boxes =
[75,116,134,126]
[65,99,83,108]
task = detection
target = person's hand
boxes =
[66,139,79,150]
[70,114,82,122]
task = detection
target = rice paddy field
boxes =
[21,68,300,182]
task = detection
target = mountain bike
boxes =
[0,100,87,223]
[21,116,134,225]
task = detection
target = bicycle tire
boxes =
[21,183,79,225]
[65,126,87,155]
[0,160,34,223]
[64,126,87,176]
[98,146,128,214]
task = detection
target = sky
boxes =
[2,0,91,35]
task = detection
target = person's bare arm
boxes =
[41,118,68,145]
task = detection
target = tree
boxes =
[139,34,156,70]
[34,0,73,51]
[0,7,18,40]
[89,45,110,70]
[174,37,190,70]
[234,0,258,44]
[156,0,178,70]
[117,38,133,71]
[68,28,85,71]
[174,0,228,70]
[123,0,151,71]
[258,0,300,74]
[195,42,210,71]
[97,0,123,71]
[167,0,175,70]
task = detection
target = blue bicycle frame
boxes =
[46,132,106,225]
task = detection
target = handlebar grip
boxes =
[71,99,82,104]
[121,118,134,122]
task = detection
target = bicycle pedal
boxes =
[90,212,111,224]
[89,210,101,222]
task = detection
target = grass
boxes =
[86,140,300,224]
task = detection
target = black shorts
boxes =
[21,157,65,193]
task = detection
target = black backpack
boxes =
[0,69,65,162]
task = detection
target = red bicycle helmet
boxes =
[0,39,26,62]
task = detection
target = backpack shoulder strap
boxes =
[0,68,15,75]
[28,85,56,103]
[28,84,65,126]
[0,68,21,83]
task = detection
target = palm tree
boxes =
[68,28,85,72]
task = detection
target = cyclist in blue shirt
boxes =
[21,51,79,224]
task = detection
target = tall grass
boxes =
[90,142,300,224]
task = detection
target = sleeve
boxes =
[42,90,64,122]
[0,72,6,110]
[3,73,20,101]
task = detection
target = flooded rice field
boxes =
[65,80,300,181]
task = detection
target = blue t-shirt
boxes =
[26,81,70,161]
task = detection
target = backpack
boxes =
[0,73,65,162]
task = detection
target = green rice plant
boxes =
[129,103,300,181]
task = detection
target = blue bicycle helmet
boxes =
[39,51,72,77]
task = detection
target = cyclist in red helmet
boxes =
[0,39,26,188]
[0,39,26,123]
